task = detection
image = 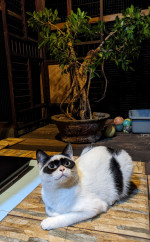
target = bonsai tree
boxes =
[28,5,150,120]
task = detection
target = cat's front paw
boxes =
[41,218,52,230]
[41,217,59,230]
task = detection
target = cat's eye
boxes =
[48,163,57,169]
[64,160,71,166]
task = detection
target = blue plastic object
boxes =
[129,109,150,133]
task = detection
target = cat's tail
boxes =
[114,149,133,198]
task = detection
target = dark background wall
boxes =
[90,39,150,118]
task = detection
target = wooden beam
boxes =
[35,0,50,110]
[103,9,149,22]
[35,0,45,11]
[51,22,65,30]
[100,0,103,22]
[50,9,149,30]
[21,0,27,38]
[9,32,38,43]
[75,40,101,46]
[67,0,72,16]
[7,10,22,20]
[100,0,103,42]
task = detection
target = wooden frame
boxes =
[1,0,17,136]
[0,0,50,136]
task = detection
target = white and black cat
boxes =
[36,143,133,230]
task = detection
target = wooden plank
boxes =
[145,162,150,175]
[13,138,62,146]
[10,164,144,222]
[103,13,122,22]
[4,138,24,146]
[66,227,150,242]
[0,215,67,242]
[133,161,145,175]
[71,173,150,239]
[0,140,9,150]
[0,138,24,150]
[50,9,149,30]
[0,146,8,151]
[90,9,149,23]
[50,9,149,31]
[48,64,70,104]
[9,172,150,240]
[0,148,58,159]
[148,176,150,201]
[11,124,150,162]
[75,40,101,46]
[7,10,22,20]
[148,175,150,231]
[0,214,149,242]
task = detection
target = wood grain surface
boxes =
[0,162,148,241]
[0,134,149,241]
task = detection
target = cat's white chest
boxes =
[42,185,78,214]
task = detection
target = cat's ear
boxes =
[62,143,73,160]
[36,149,49,168]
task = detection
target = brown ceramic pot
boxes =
[51,113,110,143]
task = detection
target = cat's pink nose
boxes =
[59,166,65,172]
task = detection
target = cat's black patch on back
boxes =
[43,157,75,174]
[110,157,123,195]
[107,147,122,156]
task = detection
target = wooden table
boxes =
[0,152,149,241]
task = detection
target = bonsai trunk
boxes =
[60,29,113,121]
[60,64,93,120]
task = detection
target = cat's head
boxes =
[36,143,78,187]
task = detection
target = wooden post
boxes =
[35,0,50,109]
[100,0,103,42]
[21,0,27,38]
[1,0,18,136]
[67,0,72,16]
[35,0,45,11]
[100,0,103,22]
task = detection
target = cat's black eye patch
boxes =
[43,160,60,174]
[43,165,57,174]
[43,157,75,174]
[60,158,75,169]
